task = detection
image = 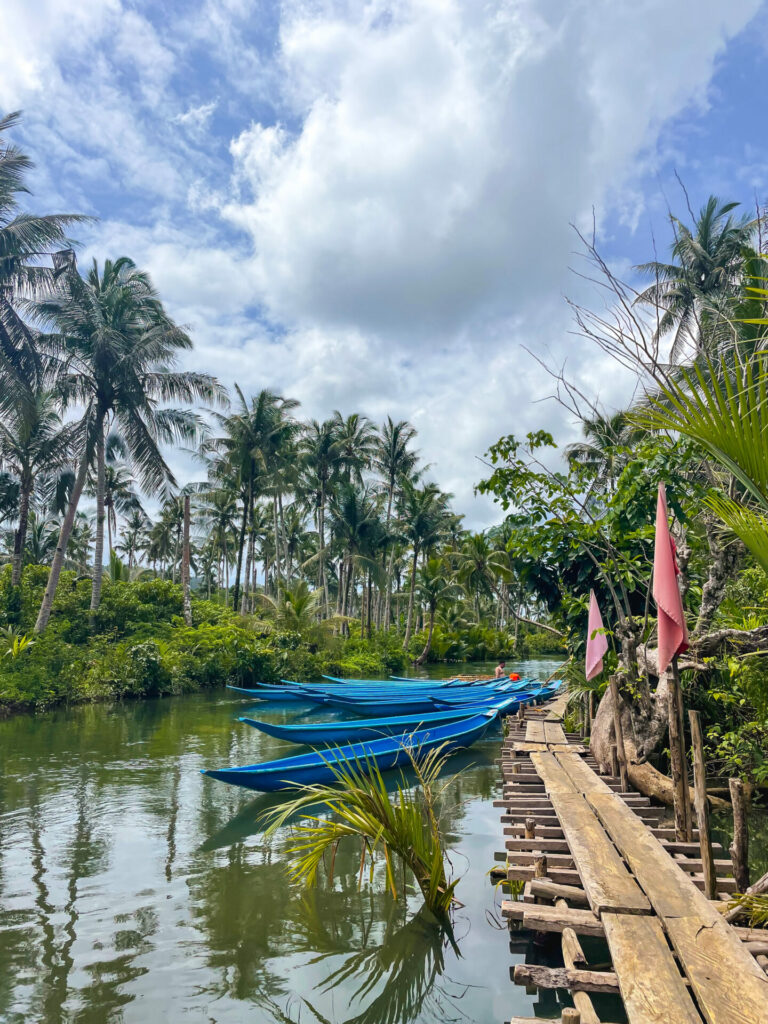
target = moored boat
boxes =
[201,710,496,791]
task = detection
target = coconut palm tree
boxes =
[332,410,377,484]
[328,482,383,627]
[635,195,756,361]
[196,487,238,602]
[564,411,631,493]
[454,532,511,621]
[300,418,344,617]
[31,255,223,631]
[373,417,419,627]
[413,557,458,665]
[205,386,299,612]
[0,390,73,584]
[398,481,450,649]
[116,507,149,570]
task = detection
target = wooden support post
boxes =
[588,690,595,737]
[517,703,526,723]
[609,676,629,792]
[525,817,536,840]
[666,659,690,840]
[729,777,750,893]
[534,854,548,878]
[562,1010,581,1024]
[688,710,716,900]
[609,743,619,779]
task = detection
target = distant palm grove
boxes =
[0,113,558,711]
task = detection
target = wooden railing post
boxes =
[688,710,716,899]
[729,777,750,893]
[667,659,691,840]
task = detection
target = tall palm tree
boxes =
[196,487,238,602]
[454,532,510,621]
[564,411,631,493]
[413,557,458,665]
[373,417,419,628]
[32,255,223,631]
[116,507,149,570]
[635,195,756,361]
[328,482,383,630]
[332,411,377,484]
[0,390,73,584]
[205,386,299,612]
[300,418,343,617]
[398,481,450,649]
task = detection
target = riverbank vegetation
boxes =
[0,113,558,713]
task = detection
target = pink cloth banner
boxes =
[653,482,689,674]
[585,589,608,681]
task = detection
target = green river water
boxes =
[1,660,576,1024]
[2,660,764,1024]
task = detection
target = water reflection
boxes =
[0,665,563,1023]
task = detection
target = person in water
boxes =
[495,660,506,678]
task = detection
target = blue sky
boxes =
[2,0,767,525]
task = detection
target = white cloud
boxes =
[227,0,760,340]
[174,101,218,136]
[0,0,762,528]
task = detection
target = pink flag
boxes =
[585,590,608,681]
[653,483,689,674]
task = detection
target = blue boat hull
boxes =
[202,711,495,791]
[238,705,499,744]
[227,684,310,702]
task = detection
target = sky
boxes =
[2,0,768,528]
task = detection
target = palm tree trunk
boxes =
[35,433,95,633]
[272,495,282,600]
[241,523,253,614]
[11,483,31,587]
[366,571,373,638]
[415,606,435,665]
[106,504,113,559]
[278,490,289,584]
[383,482,394,627]
[181,495,192,626]
[403,547,419,650]
[233,484,250,612]
[319,483,329,617]
[90,424,106,620]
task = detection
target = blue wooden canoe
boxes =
[238,699,513,744]
[226,684,313,702]
[201,711,496,791]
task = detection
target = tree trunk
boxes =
[272,496,282,600]
[233,484,251,613]
[241,522,253,615]
[181,495,192,627]
[403,547,419,650]
[89,424,106,621]
[35,438,94,634]
[415,606,435,665]
[383,482,395,628]
[694,516,743,635]
[319,483,329,617]
[11,483,31,587]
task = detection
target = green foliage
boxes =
[260,744,462,916]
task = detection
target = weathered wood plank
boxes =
[587,791,768,1023]
[525,720,545,743]
[601,912,701,1023]
[528,878,590,906]
[550,790,651,916]
[543,720,567,745]
[522,903,604,937]
[531,751,577,793]
[513,963,620,994]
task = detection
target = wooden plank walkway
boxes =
[497,702,768,1024]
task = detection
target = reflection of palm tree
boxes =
[311,906,465,1024]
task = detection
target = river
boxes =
[0,659,570,1023]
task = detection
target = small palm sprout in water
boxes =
[259,743,462,917]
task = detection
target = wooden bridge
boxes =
[493,703,768,1024]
